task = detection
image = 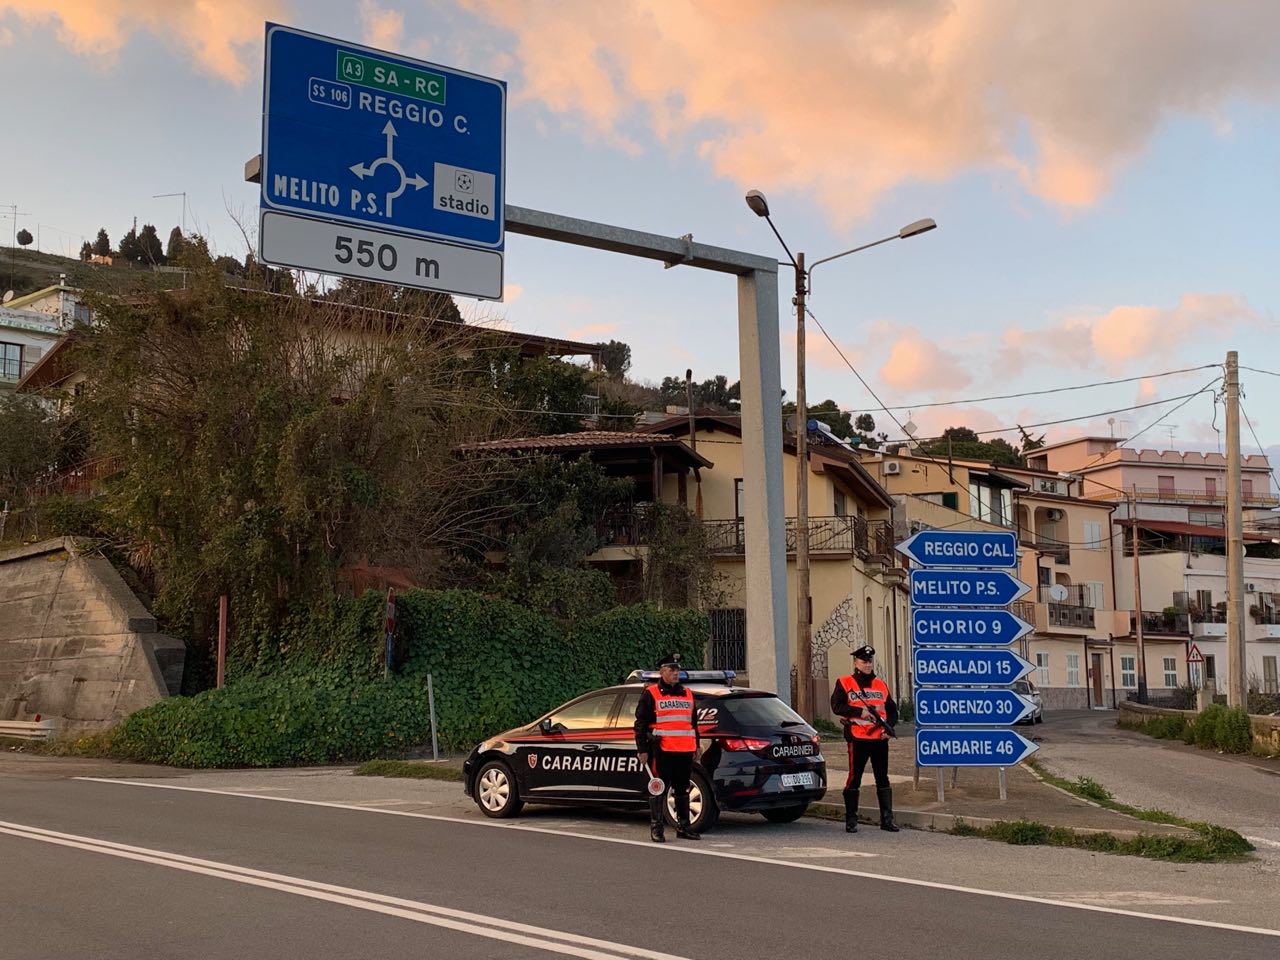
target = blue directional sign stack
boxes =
[896,530,1039,768]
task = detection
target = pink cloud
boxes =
[464,0,1280,221]
[878,328,972,393]
[0,0,288,85]
[359,0,403,52]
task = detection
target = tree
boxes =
[138,224,165,265]
[93,228,111,257]
[659,373,740,413]
[79,241,94,261]
[71,243,519,675]
[853,413,888,450]
[1017,425,1046,454]
[166,226,187,263]
[0,394,58,514]
[496,355,595,434]
[599,340,632,381]
[784,398,852,439]
[323,276,462,323]
[917,426,1023,466]
[16,228,32,248]
[117,227,142,263]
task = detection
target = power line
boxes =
[875,364,1219,412]
[1072,375,1223,472]
[1238,398,1280,494]
[1242,365,1280,379]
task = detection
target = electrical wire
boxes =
[875,364,1220,412]
[1069,374,1223,472]
[1238,398,1280,495]
[1242,365,1280,379]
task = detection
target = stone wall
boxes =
[1118,700,1280,754]
[0,538,184,732]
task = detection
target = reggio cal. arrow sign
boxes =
[896,530,1018,568]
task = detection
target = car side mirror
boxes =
[538,717,553,735]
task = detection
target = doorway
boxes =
[1091,653,1105,707]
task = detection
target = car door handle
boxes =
[581,743,600,752]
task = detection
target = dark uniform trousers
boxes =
[649,749,694,824]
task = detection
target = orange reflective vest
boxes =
[646,684,697,753]
[839,675,891,741]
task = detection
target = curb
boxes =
[804,801,1189,841]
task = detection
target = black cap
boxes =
[656,652,683,669]
[853,645,875,662]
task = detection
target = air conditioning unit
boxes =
[1044,508,1064,521]
[884,461,902,476]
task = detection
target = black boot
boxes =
[674,794,701,840]
[842,788,860,833]
[877,786,900,832]
[648,799,666,843]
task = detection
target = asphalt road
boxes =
[2,761,1278,960]
[1034,710,1280,850]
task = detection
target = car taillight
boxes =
[721,737,771,752]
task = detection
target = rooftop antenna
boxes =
[1107,417,1115,438]
[1165,425,1177,449]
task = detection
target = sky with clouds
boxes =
[3,0,1278,469]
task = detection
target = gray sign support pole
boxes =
[244,161,792,701]
[504,206,790,701]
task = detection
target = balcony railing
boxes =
[1040,583,1094,607]
[1133,611,1190,635]
[1091,486,1279,508]
[701,515,895,562]
[1049,603,1095,629]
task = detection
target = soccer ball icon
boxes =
[455,171,474,193]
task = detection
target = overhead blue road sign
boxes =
[910,570,1030,608]
[262,23,505,251]
[914,689,1038,727]
[915,729,1038,767]
[912,608,1033,647]
[897,529,1019,568]
[913,647,1034,686]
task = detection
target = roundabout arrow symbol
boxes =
[347,121,429,216]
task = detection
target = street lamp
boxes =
[153,192,188,236]
[747,189,936,720]
[1060,471,1149,703]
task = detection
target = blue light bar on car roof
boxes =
[626,669,736,684]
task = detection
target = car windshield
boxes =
[718,694,808,729]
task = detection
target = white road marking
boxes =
[772,846,879,859]
[1245,836,1280,850]
[0,819,688,960]
[72,777,1280,939]
[1037,892,1228,907]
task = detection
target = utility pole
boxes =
[793,251,812,721]
[1225,350,1247,708]
[1131,486,1148,703]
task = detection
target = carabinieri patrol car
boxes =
[462,670,826,833]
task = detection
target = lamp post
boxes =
[1062,472,1148,703]
[746,189,935,720]
[153,191,188,236]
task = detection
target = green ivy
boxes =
[108,590,709,767]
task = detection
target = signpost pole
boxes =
[998,767,1007,801]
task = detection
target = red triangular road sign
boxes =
[1187,643,1204,664]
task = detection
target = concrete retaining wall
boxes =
[0,538,184,732]
[1118,700,1280,754]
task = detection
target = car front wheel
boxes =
[664,769,719,833]
[475,760,524,819]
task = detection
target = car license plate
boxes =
[781,772,815,788]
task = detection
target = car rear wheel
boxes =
[664,768,719,833]
[1034,713,1044,724]
[475,760,523,819]
[760,803,809,824]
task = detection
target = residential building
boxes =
[1,281,84,393]
[1029,435,1279,699]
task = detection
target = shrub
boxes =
[108,589,710,767]
[1215,706,1253,754]
[897,700,915,724]
[1074,777,1112,802]
[1192,704,1226,749]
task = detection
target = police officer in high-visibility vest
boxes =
[634,652,701,843]
[831,645,900,833]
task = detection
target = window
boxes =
[1035,652,1050,686]
[0,341,21,380]
[1204,654,1216,680]
[1038,565,1052,587]
[734,479,745,519]
[613,691,643,728]
[834,489,847,517]
[1205,477,1217,497]
[708,608,746,671]
[1120,656,1136,688]
[1083,521,1104,550]
[1163,657,1178,689]
[1084,582,1105,609]
[1242,479,1254,499]
[1157,475,1175,497]
[941,491,958,511]
[1066,653,1081,687]
[546,694,619,732]
[1189,509,1224,527]
[1264,657,1278,695]
[1196,589,1213,613]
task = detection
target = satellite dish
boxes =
[1048,584,1069,602]
[2,290,13,304]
